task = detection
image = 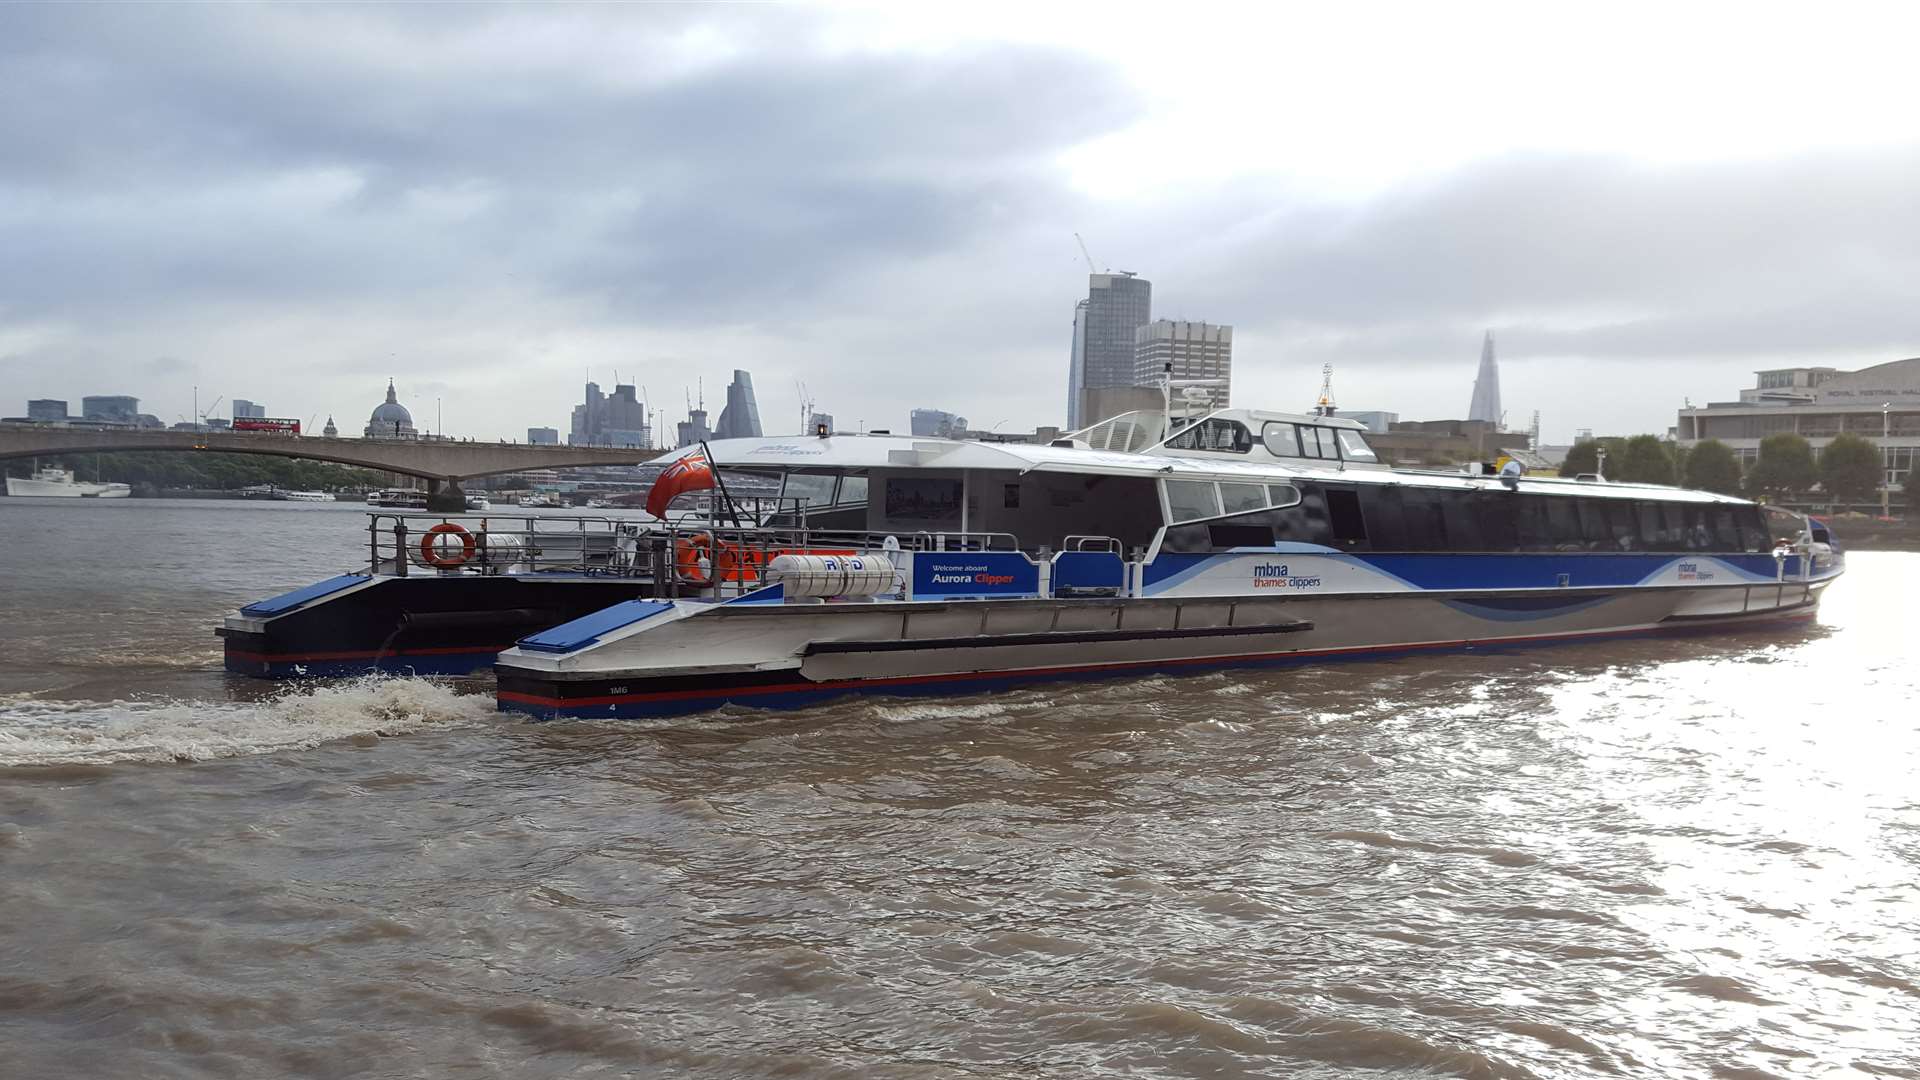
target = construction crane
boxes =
[1074,232,1100,274]
[1313,365,1336,417]
[200,395,224,424]
[795,379,815,436]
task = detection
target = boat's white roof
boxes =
[681,434,1751,505]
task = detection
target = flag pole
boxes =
[699,440,743,527]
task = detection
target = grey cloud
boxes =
[1148,150,1920,365]
[1,5,1137,326]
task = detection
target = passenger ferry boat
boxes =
[220,405,1842,711]
[481,407,1844,719]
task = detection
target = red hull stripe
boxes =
[227,645,509,664]
[497,614,1815,709]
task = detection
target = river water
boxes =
[1,499,1916,1078]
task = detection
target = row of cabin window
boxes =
[1325,487,1770,553]
[1164,480,1303,523]
[1162,418,1378,462]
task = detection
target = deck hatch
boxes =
[240,574,370,617]
[517,600,675,653]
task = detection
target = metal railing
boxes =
[364,511,1029,597]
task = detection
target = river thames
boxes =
[1,499,1916,1078]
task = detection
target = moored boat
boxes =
[5,464,131,498]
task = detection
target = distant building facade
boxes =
[676,401,712,448]
[27,399,67,422]
[1467,331,1502,425]
[1677,358,1920,510]
[1079,385,1168,428]
[322,416,338,437]
[808,411,834,434]
[81,395,140,424]
[1333,410,1399,433]
[364,380,418,439]
[570,382,650,447]
[911,409,969,438]
[1067,272,1151,429]
[232,399,266,420]
[527,427,560,445]
[1135,320,1231,412]
[713,370,761,440]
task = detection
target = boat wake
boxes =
[0,677,492,767]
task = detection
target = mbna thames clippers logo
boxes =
[1252,562,1321,590]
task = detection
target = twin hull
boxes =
[496,564,1830,719]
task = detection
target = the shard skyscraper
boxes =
[1468,331,1502,426]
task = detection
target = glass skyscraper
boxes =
[1066,272,1151,429]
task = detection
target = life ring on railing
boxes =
[675,532,717,587]
[420,522,476,569]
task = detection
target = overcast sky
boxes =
[4,2,1918,443]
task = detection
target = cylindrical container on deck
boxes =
[765,554,896,598]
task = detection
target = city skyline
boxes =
[4,6,1919,445]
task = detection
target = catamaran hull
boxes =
[495,579,1831,720]
[219,574,665,677]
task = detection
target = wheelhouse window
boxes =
[1335,428,1378,462]
[782,472,838,509]
[1261,422,1302,457]
[1166,418,1253,453]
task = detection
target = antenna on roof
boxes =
[1315,363,1337,417]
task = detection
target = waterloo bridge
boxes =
[0,423,664,510]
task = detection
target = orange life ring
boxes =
[675,532,716,587]
[420,522,476,569]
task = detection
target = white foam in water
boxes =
[0,677,493,767]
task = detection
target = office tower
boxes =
[1067,272,1151,429]
[232,399,267,420]
[1468,331,1502,425]
[27,399,67,422]
[527,427,560,445]
[570,381,650,446]
[910,409,969,438]
[1134,320,1232,412]
[81,395,140,423]
[714,370,762,439]
[1065,298,1089,428]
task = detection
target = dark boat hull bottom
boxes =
[221,575,660,678]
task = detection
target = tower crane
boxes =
[1074,232,1100,274]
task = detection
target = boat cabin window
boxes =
[1165,480,1222,522]
[1163,481,1771,555]
[1165,418,1253,453]
[1162,479,1304,523]
[1219,482,1267,515]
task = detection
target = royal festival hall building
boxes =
[1676,357,1920,514]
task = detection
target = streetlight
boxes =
[1883,402,1892,519]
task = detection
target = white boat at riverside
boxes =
[6,464,131,499]
[488,405,1845,719]
[517,493,562,509]
[465,494,492,511]
[283,491,335,502]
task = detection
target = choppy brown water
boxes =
[2,499,1917,1078]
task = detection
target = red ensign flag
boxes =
[645,451,715,519]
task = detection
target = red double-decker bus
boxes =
[232,417,301,435]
